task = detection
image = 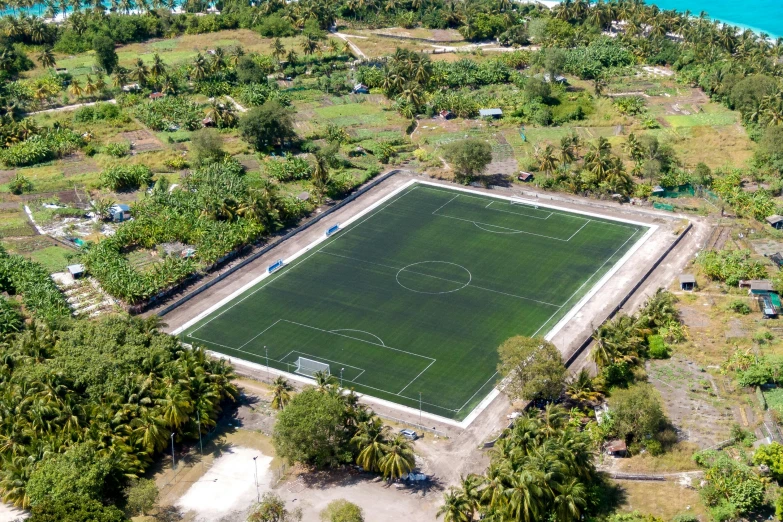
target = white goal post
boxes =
[294,357,330,378]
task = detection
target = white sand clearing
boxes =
[0,502,28,522]
[177,446,271,521]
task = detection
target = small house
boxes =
[122,83,140,92]
[679,273,696,291]
[605,439,627,458]
[747,280,774,295]
[479,108,503,119]
[652,185,665,196]
[109,204,131,223]
[769,252,783,268]
[766,215,783,230]
[149,92,165,100]
[518,172,534,182]
[352,83,369,94]
[67,264,85,279]
[439,110,454,120]
[758,293,779,318]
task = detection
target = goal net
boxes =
[295,357,330,378]
[510,197,530,206]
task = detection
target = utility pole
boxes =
[340,367,344,387]
[419,392,422,425]
[170,432,176,470]
[265,346,269,376]
[253,456,259,503]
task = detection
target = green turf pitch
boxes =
[182,183,648,421]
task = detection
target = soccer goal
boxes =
[510,197,532,206]
[294,357,330,378]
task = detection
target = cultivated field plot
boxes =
[181,183,649,421]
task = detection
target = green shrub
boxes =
[696,249,767,287]
[99,164,153,191]
[0,297,23,335]
[647,335,670,359]
[728,299,751,314]
[103,142,130,158]
[264,153,312,182]
[8,173,33,194]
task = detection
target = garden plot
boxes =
[121,129,165,153]
[52,272,118,318]
[61,152,100,177]
[647,357,733,448]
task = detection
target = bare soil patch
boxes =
[647,357,733,448]
[121,129,165,153]
[61,152,99,177]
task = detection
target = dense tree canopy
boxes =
[497,336,567,403]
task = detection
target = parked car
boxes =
[400,429,418,440]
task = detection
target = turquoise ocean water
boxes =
[644,0,782,38]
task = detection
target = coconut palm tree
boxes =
[379,433,415,481]
[535,144,558,177]
[437,489,471,521]
[312,370,337,392]
[191,53,207,80]
[301,35,318,56]
[132,58,149,88]
[272,38,285,61]
[229,45,245,67]
[37,47,55,69]
[565,369,600,404]
[270,376,292,410]
[351,416,388,472]
[68,78,83,98]
[83,75,97,97]
[149,53,166,81]
[113,66,129,89]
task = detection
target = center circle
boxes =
[395,261,472,295]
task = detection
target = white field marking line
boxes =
[397,359,436,394]
[531,229,640,339]
[416,183,641,230]
[182,184,423,337]
[199,347,465,425]
[485,201,554,220]
[282,319,435,362]
[456,371,499,413]
[396,260,472,295]
[435,196,589,241]
[234,319,282,350]
[431,194,460,215]
[567,219,591,241]
[330,329,385,346]
[318,250,562,308]
[434,212,574,241]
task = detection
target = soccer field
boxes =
[180,182,650,422]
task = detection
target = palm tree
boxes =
[150,53,166,81]
[312,370,337,392]
[191,53,207,80]
[286,48,298,65]
[270,376,292,410]
[437,489,471,521]
[553,478,587,521]
[272,38,285,61]
[113,66,129,89]
[565,369,600,404]
[132,58,149,88]
[379,433,415,481]
[83,75,97,97]
[68,78,83,98]
[535,144,558,177]
[351,416,388,472]
[229,45,245,67]
[301,35,318,56]
[37,47,55,69]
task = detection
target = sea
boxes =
[644,0,783,39]
[1,0,781,39]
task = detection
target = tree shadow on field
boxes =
[591,472,627,517]
[478,173,513,187]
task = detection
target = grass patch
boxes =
[613,479,708,520]
[26,245,74,273]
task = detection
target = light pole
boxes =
[265,346,269,376]
[170,432,176,470]
[340,367,344,387]
[253,456,259,503]
[419,392,422,426]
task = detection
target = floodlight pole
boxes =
[253,456,259,503]
[265,346,269,376]
[340,367,344,387]
[170,432,176,470]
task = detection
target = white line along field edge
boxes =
[173,178,658,429]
